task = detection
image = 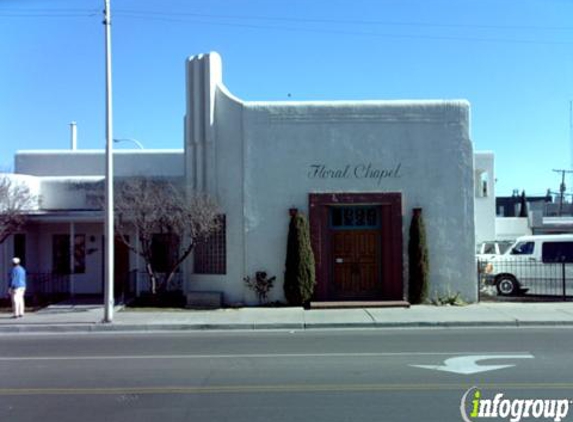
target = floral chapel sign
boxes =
[307,163,402,185]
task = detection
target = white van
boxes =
[484,234,573,296]
[476,240,513,261]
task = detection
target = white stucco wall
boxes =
[39,177,103,210]
[241,101,475,303]
[15,150,184,178]
[495,217,531,240]
[0,173,42,211]
[474,152,496,244]
[183,53,247,302]
[12,150,185,211]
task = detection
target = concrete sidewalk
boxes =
[2,301,573,333]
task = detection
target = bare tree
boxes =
[114,177,221,294]
[0,175,36,245]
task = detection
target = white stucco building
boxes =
[1,52,494,305]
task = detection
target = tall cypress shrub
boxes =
[284,211,316,306]
[519,190,528,217]
[408,208,429,304]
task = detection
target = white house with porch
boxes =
[1,150,184,300]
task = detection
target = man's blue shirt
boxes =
[10,266,26,289]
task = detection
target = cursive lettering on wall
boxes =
[307,163,401,185]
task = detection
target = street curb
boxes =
[3,320,573,333]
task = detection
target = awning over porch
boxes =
[25,210,104,224]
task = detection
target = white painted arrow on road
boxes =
[410,354,534,374]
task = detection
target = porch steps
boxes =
[310,300,410,309]
[186,291,222,309]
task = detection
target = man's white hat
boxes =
[12,257,20,265]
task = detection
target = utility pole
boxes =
[103,0,115,323]
[570,101,573,194]
[552,169,573,216]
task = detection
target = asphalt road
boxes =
[0,327,572,422]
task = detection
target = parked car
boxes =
[484,234,573,296]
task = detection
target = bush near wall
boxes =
[408,208,429,304]
[284,211,316,306]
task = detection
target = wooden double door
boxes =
[331,229,381,299]
[309,193,403,302]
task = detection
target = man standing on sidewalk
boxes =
[9,257,26,318]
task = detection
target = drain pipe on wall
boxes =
[69,223,75,300]
[69,122,77,301]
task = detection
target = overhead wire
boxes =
[3,6,571,32]
[0,13,93,17]
[0,7,572,45]
[0,7,99,18]
[112,10,573,45]
[113,9,573,32]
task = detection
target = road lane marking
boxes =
[0,382,573,396]
[411,354,534,374]
[0,351,533,361]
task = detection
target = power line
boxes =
[2,4,573,33]
[54,8,573,32]
[3,6,573,32]
[108,13,573,45]
[0,8,95,12]
[0,13,93,18]
[2,7,572,45]
[0,8,98,18]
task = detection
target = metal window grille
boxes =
[194,216,226,274]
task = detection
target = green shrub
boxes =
[284,212,316,306]
[244,271,276,304]
[431,288,467,306]
[408,208,429,304]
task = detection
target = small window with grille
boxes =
[194,215,226,274]
[330,206,380,230]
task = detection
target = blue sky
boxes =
[2,0,573,196]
